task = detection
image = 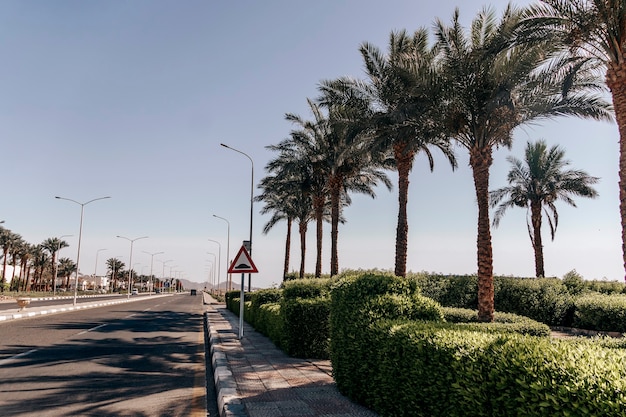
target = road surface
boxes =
[0,293,218,416]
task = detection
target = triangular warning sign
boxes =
[228,245,258,274]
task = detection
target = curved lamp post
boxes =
[116,235,148,298]
[207,238,221,292]
[220,143,254,292]
[143,251,164,295]
[56,195,111,305]
[206,252,216,292]
[212,215,231,291]
[94,248,107,290]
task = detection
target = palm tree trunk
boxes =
[530,201,545,277]
[283,217,292,280]
[1,249,7,292]
[606,60,626,281]
[470,146,494,322]
[393,143,414,277]
[298,221,307,278]
[314,195,325,277]
[330,174,342,277]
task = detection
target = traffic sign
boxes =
[227,245,258,274]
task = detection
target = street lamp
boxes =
[94,248,107,290]
[116,235,148,298]
[56,195,111,305]
[220,143,254,292]
[53,234,73,297]
[207,252,216,292]
[207,238,221,292]
[159,259,173,292]
[212,214,231,291]
[169,265,178,293]
[144,251,164,295]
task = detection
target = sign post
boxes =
[227,244,258,339]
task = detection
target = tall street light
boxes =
[56,196,111,305]
[212,214,231,291]
[220,143,254,292]
[94,248,107,290]
[206,252,216,292]
[207,238,221,293]
[117,235,148,298]
[159,259,173,292]
[53,234,73,297]
[144,251,164,295]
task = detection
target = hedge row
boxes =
[330,272,626,416]
[413,272,626,329]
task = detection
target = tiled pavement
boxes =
[204,296,379,417]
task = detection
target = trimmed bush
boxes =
[256,302,284,348]
[411,273,477,309]
[281,297,330,358]
[361,320,626,417]
[494,277,574,326]
[282,278,330,299]
[574,294,626,333]
[442,307,550,337]
[329,271,440,404]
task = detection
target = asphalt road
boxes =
[0,294,218,417]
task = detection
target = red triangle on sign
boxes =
[227,245,258,274]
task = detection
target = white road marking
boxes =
[77,323,108,335]
[0,348,39,366]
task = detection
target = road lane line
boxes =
[77,323,108,335]
[0,348,38,366]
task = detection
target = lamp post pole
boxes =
[116,235,148,298]
[212,215,231,291]
[55,196,111,305]
[144,251,164,295]
[207,252,216,292]
[207,239,221,293]
[220,143,254,292]
[94,248,107,290]
[159,259,173,293]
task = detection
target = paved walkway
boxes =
[204,295,379,417]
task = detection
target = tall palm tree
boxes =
[0,228,22,291]
[312,92,393,276]
[106,258,125,291]
[491,140,599,277]
[278,102,333,277]
[321,28,457,277]
[436,5,611,321]
[57,257,76,290]
[519,0,626,277]
[41,237,70,292]
[256,172,317,280]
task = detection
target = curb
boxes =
[205,307,247,417]
[0,295,169,322]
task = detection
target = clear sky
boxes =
[0,0,620,289]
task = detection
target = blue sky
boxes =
[0,0,620,288]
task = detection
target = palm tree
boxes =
[321,28,457,277]
[276,102,333,277]
[491,140,599,277]
[256,172,316,280]
[312,92,393,276]
[57,257,76,290]
[106,258,125,291]
[41,237,70,292]
[436,5,611,321]
[0,228,22,291]
[519,0,626,278]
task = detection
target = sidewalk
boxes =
[203,295,379,417]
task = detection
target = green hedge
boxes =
[329,271,442,404]
[574,294,626,333]
[442,307,550,337]
[369,321,626,417]
[494,277,575,326]
[281,297,330,358]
